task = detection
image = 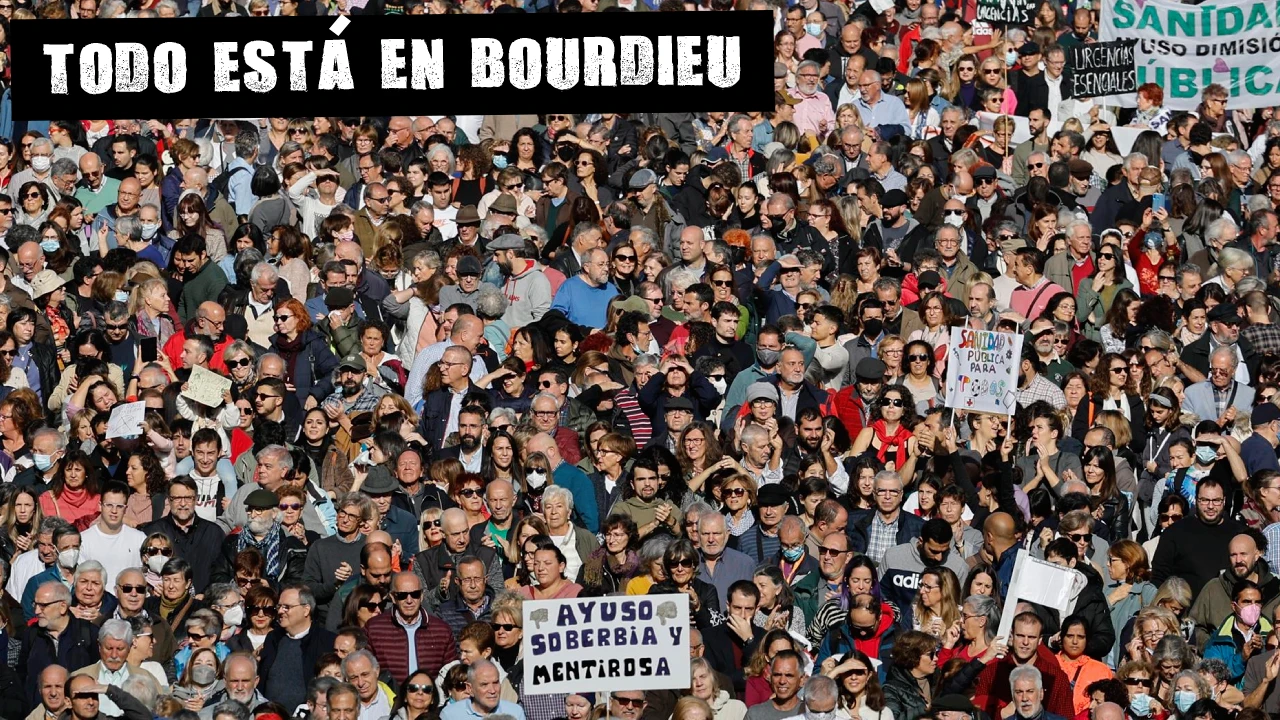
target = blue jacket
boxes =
[553,462,600,533]
[21,567,66,622]
[379,504,420,557]
[1204,615,1273,686]
[846,509,925,556]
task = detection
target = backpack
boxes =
[211,165,249,201]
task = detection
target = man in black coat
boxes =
[209,489,308,589]
[1044,538,1115,659]
[1182,304,1261,384]
[260,583,337,712]
[1007,43,1049,118]
[1153,477,1248,597]
[411,508,502,612]
[703,580,766,696]
[18,582,100,708]
[416,345,489,452]
[142,477,226,595]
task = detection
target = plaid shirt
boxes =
[1017,374,1066,411]
[325,378,389,415]
[1213,382,1235,421]
[867,513,899,566]
[1244,323,1280,356]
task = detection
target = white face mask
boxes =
[526,470,548,488]
[147,553,170,574]
[31,156,51,173]
[710,378,727,394]
[222,604,245,627]
[58,548,80,569]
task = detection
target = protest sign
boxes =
[1066,39,1136,98]
[182,365,234,408]
[106,402,147,439]
[1100,0,1280,109]
[11,13,773,117]
[944,328,1023,416]
[975,0,1035,25]
[522,594,690,696]
[995,552,1089,640]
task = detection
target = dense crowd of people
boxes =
[4,3,1280,720]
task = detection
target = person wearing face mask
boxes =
[1203,581,1271,687]
[1188,531,1279,651]
[21,526,82,622]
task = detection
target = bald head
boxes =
[1094,703,1125,720]
[335,241,363,267]
[953,172,974,196]
[79,153,101,174]
[367,530,393,547]
[525,432,560,464]
[184,167,209,192]
[198,301,226,323]
[984,512,1016,551]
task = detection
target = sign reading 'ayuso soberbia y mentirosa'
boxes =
[522,594,690,695]
[10,12,774,118]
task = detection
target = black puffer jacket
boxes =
[1071,562,1117,660]
[882,664,933,720]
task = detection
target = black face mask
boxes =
[766,215,788,231]
[862,319,884,339]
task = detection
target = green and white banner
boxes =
[1100,0,1280,110]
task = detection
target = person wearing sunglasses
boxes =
[392,670,439,720]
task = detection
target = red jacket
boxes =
[972,645,1075,719]
[365,610,459,685]
[834,386,871,438]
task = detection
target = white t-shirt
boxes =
[80,522,146,588]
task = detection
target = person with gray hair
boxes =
[1009,665,1046,719]
[799,675,839,717]
[1182,341,1254,427]
[1092,152,1151,233]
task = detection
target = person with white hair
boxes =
[69,619,140,716]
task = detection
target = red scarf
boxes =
[872,420,913,469]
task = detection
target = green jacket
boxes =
[1076,276,1134,341]
[318,316,361,359]
[791,571,822,625]
[178,260,229,323]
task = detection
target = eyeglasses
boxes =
[187,632,209,642]
[818,546,847,556]
[712,279,733,287]
[883,397,906,407]
[1110,367,1128,375]
[249,605,276,616]
[907,354,930,362]
[408,684,435,694]
[143,547,170,556]
[358,600,382,611]
[278,503,302,511]
[505,183,524,191]
[393,590,424,601]
[118,584,147,595]
[1067,532,1093,543]
[1158,513,1184,523]
[228,358,252,368]
[256,393,281,401]
[983,69,1002,75]
[423,519,441,528]
[723,487,747,498]
[1125,678,1153,688]
[459,488,482,498]
[105,323,129,331]
[491,622,518,631]
[612,696,645,708]
[614,254,636,262]
[273,315,293,323]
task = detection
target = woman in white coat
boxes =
[688,658,746,720]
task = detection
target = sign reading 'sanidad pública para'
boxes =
[1101,0,1280,109]
[10,12,774,118]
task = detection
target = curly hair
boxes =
[891,629,939,670]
